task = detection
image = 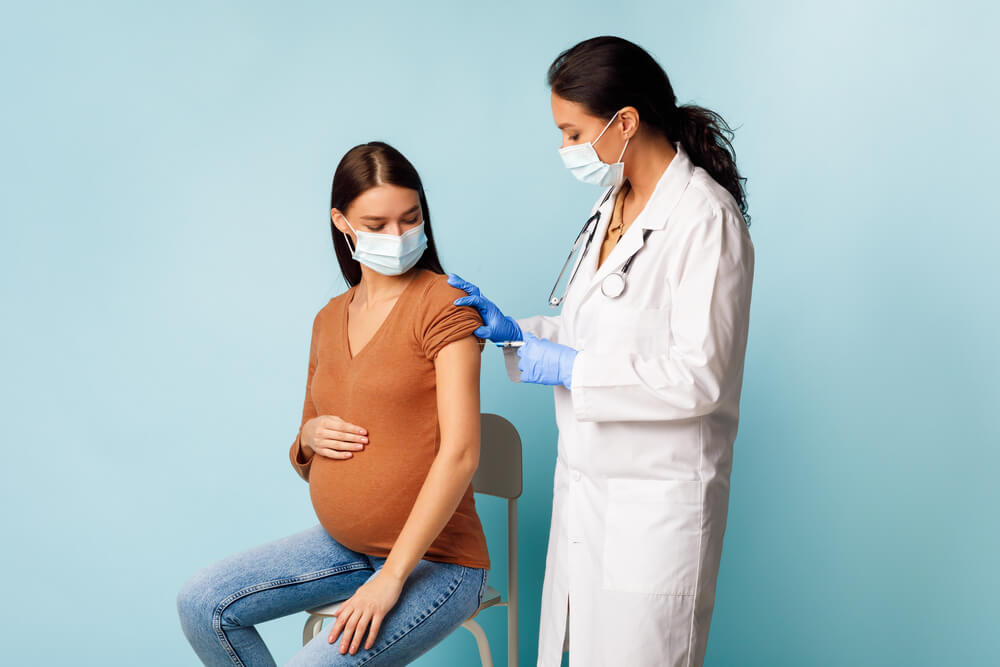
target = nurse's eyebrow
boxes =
[360,205,420,221]
[557,122,578,130]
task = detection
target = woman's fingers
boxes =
[348,609,374,655]
[328,605,350,642]
[339,607,363,654]
[320,428,368,446]
[315,448,353,460]
[327,416,367,436]
[364,614,384,650]
[308,416,370,460]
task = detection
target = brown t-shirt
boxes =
[289,269,490,570]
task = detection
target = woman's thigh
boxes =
[288,560,488,666]
[177,523,374,630]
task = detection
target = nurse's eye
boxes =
[569,134,579,142]
[403,217,419,225]
[365,225,386,232]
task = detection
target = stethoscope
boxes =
[548,186,651,307]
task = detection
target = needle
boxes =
[494,340,526,348]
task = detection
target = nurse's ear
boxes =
[618,106,640,141]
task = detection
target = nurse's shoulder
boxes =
[682,166,746,228]
[664,166,754,274]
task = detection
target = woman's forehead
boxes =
[349,184,420,218]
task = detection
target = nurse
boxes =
[449,36,755,666]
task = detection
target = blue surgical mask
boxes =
[558,111,630,187]
[341,216,428,276]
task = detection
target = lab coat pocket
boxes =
[602,477,702,596]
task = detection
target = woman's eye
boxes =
[404,218,419,225]
[570,134,579,142]
[366,225,386,232]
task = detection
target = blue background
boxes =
[2,1,997,665]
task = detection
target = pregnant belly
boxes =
[307,449,431,555]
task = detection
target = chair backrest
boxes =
[473,413,523,499]
[474,413,521,666]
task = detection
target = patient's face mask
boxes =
[558,110,629,188]
[341,215,428,276]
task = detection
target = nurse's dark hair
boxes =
[329,141,445,287]
[548,36,750,225]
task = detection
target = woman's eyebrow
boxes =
[360,205,420,221]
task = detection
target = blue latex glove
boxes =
[517,332,578,389]
[448,273,523,343]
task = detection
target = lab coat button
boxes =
[572,470,582,482]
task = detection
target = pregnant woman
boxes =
[177,141,490,666]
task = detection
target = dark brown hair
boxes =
[329,141,445,286]
[548,36,750,225]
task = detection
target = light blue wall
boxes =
[2,1,997,665]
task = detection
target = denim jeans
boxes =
[177,523,488,666]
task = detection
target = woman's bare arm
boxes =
[382,333,482,577]
[327,334,482,654]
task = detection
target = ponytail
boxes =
[548,36,750,226]
[671,105,749,224]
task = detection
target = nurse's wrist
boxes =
[505,316,524,341]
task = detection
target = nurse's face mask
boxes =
[340,213,428,276]
[558,110,629,188]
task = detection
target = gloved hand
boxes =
[448,273,523,343]
[517,332,578,389]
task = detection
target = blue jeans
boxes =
[177,523,489,666]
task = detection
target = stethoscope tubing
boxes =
[550,186,650,305]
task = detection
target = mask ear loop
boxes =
[616,137,630,163]
[338,213,358,254]
[594,110,629,165]
[592,111,619,146]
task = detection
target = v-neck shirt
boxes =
[343,273,421,360]
[289,269,490,569]
[598,180,632,269]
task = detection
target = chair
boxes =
[302,412,523,667]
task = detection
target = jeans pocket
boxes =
[601,477,702,595]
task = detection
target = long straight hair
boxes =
[548,36,750,225]
[329,141,445,286]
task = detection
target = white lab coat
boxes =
[518,143,754,667]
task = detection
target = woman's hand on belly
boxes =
[327,570,404,655]
[302,415,369,460]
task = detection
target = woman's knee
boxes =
[176,566,223,633]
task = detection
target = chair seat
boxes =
[478,585,502,609]
[305,585,504,619]
[306,599,347,616]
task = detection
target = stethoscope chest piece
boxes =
[601,272,627,298]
